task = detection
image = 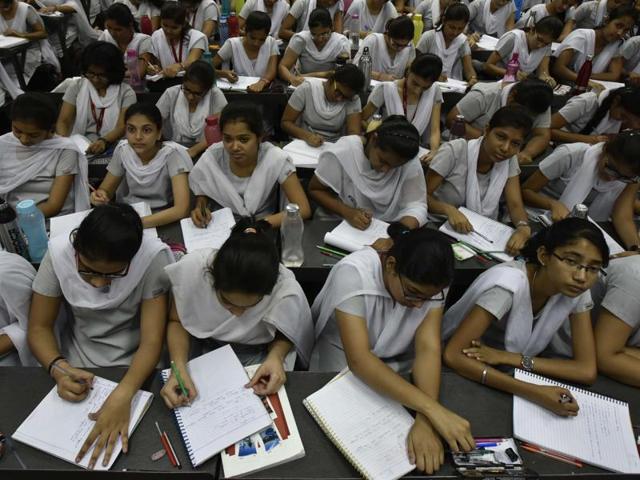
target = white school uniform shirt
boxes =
[468,0,515,37]
[150,28,208,68]
[556,89,621,135]
[286,31,350,74]
[553,28,622,74]
[493,29,549,74]
[289,0,344,32]
[416,30,471,80]
[621,35,640,74]
[239,0,290,38]
[353,33,416,78]
[515,3,575,29]
[344,0,398,34]
[114,0,161,26]
[98,30,152,65]
[217,36,279,76]
[186,0,219,34]
[310,247,446,372]
[573,0,608,29]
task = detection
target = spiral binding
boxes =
[521,371,626,406]
[161,369,198,467]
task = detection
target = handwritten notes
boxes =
[216,76,262,91]
[179,207,236,253]
[283,139,335,168]
[323,218,390,253]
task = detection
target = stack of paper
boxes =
[283,139,334,168]
[179,207,236,253]
[216,76,262,91]
[476,34,499,51]
[436,78,468,93]
[323,218,390,253]
[0,35,28,48]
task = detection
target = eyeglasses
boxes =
[84,70,109,82]
[311,31,332,40]
[603,159,640,184]
[181,84,206,99]
[552,253,606,276]
[389,38,411,49]
[75,252,130,279]
[399,275,445,303]
[216,289,264,310]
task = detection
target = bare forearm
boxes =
[0,334,15,357]
[551,129,598,144]
[187,139,208,159]
[522,133,549,159]
[118,340,163,396]
[483,62,505,78]
[521,189,558,211]
[612,217,639,249]
[281,120,313,141]
[499,350,596,384]
[167,320,191,367]
[267,336,293,362]
[309,188,350,218]
[427,195,458,218]
[28,323,62,368]
[598,352,640,387]
[141,204,189,229]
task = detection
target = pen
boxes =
[476,442,498,448]
[170,361,190,406]
[200,203,208,228]
[87,183,96,192]
[471,229,494,244]
[155,422,177,468]
[316,245,347,257]
[50,362,92,388]
[320,250,343,260]
[520,444,582,467]
[163,431,181,469]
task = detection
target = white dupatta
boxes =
[434,30,466,78]
[228,36,273,76]
[465,137,510,219]
[171,85,212,141]
[0,133,90,212]
[430,0,442,26]
[382,80,436,135]
[481,0,512,37]
[594,0,607,26]
[360,0,396,33]
[298,30,349,63]
[554,28,620,74]
[256,0,288,37]
[308,77,345,121]
[101,30,149,60]
[508,29,547,74]
[371,33,414,78]
[151,29,206,68]
[592,88,622,134]
[72,78,122,137]
[190,0,218,33]
[0,62,22,100]
[558,142,626,221]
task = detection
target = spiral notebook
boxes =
[513,369,640,473]
[303,370,414,480]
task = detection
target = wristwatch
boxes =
[521,355,535,372]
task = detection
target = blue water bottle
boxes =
[16,199,48,263]
[219,16,229,46]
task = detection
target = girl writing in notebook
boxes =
[308,115,428,229]
[160,218,314,406]
[443,218,608,416]
[426,105,532,256]
[189,102,311,228]
[28,204,174,469]
[311,225,475,473]
[279,0,344,41]
[515,0,577,41]
[90,103,193,229]
[466,0,515,40]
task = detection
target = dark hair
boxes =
[331,63,365,91]
[124,102,163,129]
[11,93,57,131]
[104,3,136,29]
[512,78,553,114]
[161,3,189,32]
[603,4,637,25]
[488,104,533,136]
[386,223,455,287]
[602,129,640,174]
[245,10,272,33]
[386,15,414,40]
[211,218,279,295]
[580,86,640,134]
[520,217,609,268]
[533,15,563,39]
[73,203,143,263]
[435,2,470,30]
[409,53,443,81]
[81,41,126,85]
[219,102,264,136]
[308,7,332,29]
[185,60,215,89]
[371,115,420,159]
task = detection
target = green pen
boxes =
[170,361,191,406]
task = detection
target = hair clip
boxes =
[243,227,258,234]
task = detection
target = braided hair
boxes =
[580,86,640,134]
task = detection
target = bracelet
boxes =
[47,355,66,376]
[481,367,488,385]
[515,220,530,229]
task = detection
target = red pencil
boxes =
[155,421,177,467]
[163,431,181,469]
[520,444,583,468]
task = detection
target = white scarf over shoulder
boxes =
[0,133,90,212]
[308,77,345,120]
[594,0,607,26]
[434,30,467,79]
[72,77,122,137]
[101,30,149,58]
[0,252,37,366]
[370,33,414,78]
[507,29,548,74]
[0,61,22,100]
[151,29,206,68]
[442,261,585,355]
[359,0,396,33]
[430,0,442,26]
[465,137,511,219]
[312,248,442,358]
[256,0,288,37]
[48,233,173,309]
[592,88,622,134]
[481,0,512,37]
[558,142,626,221]
[382,80,437,135]
[228,36,273,76]
[553,28,620,74]
[170,84,212,141]
[297,30,350,63]
[165,248,314,366]
[190,0,218,32]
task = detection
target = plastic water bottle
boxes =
[571,204,589,219]
[358,46,372,92]
[228,12,240,37]
[126,49,144,92]
[140,15,153,35]
[0,198,29,259]
[221,0,231,17]
[16,199,48,263]
[349,13,360,51]
[449,114,466,140]
[202,50,213,66]
[503,52,520,83]
[234,0,245,14]
[366,113,383,133]
[204,115,222,145]
[572,54,593,96]
[412,13,423,45]
[281,203,304,267]
[219,16,229,46]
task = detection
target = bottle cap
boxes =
[413,13,422,19]
[16,199,36,214]
[205,115,218,125]
[285,203,300,213]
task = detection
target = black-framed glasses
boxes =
[552,253,606,276]
[75,252,131,279]
[399,275,445,303]
[84,70,109,82]
[603,159,640,184]
[181,84,206,99]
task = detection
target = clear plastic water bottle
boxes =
[126,48,144,92]
[205,115,222,145]
[349,13,360,51]
[0,198,29,259]
[281,203,304,267]
[358,46,372,92]
[16,199,48,263]
[366,113,383,133]
[219,16,229,46]
[449,114,466,140]
[503,52,520,83]
[571,204,588,219]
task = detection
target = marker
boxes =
[170,361,190,406]
[476,442,498,448]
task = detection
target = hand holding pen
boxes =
[160,362,198,408]
[345,206,372,230]
[50,360,95,402]
[190,200,211,229]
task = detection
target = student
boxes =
[550,86,640,144]
[279,8,350,86]
[147,3,207,78]
[483,16,562,85]
[467,0,515,39]
[515,0,578,41]
[27,203,173,469]
[114,0,163,31]
[311,225,475,473]
[0,93,89,217]
[189,102,311,228]
[521,131,640,248]
[39,0,100,49]
[156,61,227,158]
[179,0,219,38]
[239,0,290,38]
[343,0,398,36]
[214,11,279,91]
[56,42,136,156]
[0,251,37,366]
[414,0,460,33]
[427,105,532,255]
[352,15,416,81]
[281,64,364,145]
[570,0,629,30]
[279,0,344,40]
[160,218,314,406]
[446,78,553,164]
[621,34,640,83]
[90,104,193,229]
[0,61,21,111]
[415,3,478,83]
[443,218,607,417]
[309,115,428,228]
[552,6,636,85]
[362,53,442,161]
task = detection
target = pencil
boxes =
[520,444,582,468]
[50,362,91,388]
[471,229,494,244]
[155,422,177,468]
[200,203,208,228]
[320,250,343,260]
[316,245,347,257]
[163,431,181,469]
[170,361,190,406]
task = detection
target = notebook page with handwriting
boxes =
[323,219,390,253]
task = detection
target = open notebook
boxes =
[304,370,414,480]
[216,76,261,91]
[323,218,390,253]
[179,207,236,253]
[513,370,640,473]
[282,139,335,168]
[12,377,153,471]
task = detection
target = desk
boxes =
[0,37,31,90]
[39,12,71,67]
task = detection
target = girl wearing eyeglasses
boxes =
[353,15,416,81]
[550,86,640,145]
[28,203,174,469]
[90,103,193,229]
[56,42,135,157]
[466,0,515,41]
[279,8,350,86]
[279,0,344,41]
[160,218,314,406]
[189,102,311,228]
[444,218,608,416]
[522,130,640,250]
[156,61,227,159]
[311,225,474,473]
[515,0,578,41]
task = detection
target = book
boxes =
[160,345,272,468]
[303,370,415,480]
[513,369,640,473]
[476,35,499,51]
[179,207,236,253]
[323,218,390,253]
[216,76,262,91]
[12,377,153,471]
[282,139,335,168]
[0,34,29,49]
[220,364,305,478]
[438,207,515,262]
[436,78,468,94]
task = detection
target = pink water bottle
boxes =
[228,12,240,37]
[205,116,222,145]
[140,15,153,35]
[503,52,520,83]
